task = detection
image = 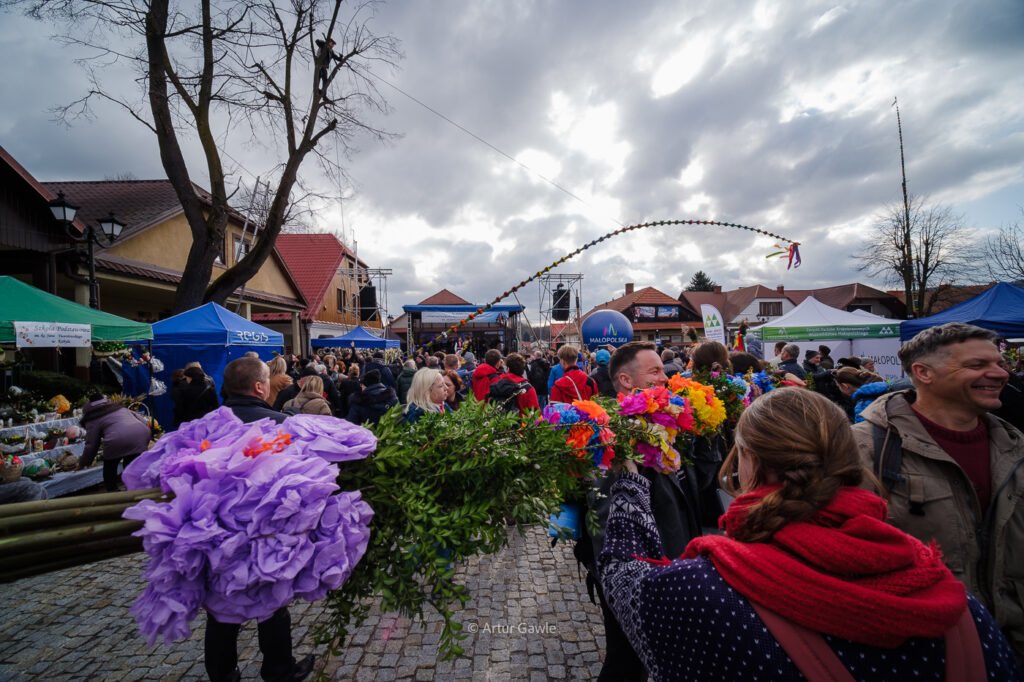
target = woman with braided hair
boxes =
[598,388,1020,681]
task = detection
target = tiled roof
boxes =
[588,286,681,314]
[96,253,304,310]
[678,291,730,318]
[42,180,187,241]
[1,145,87,235]
[419,289,472,305]
[787,283,893,309]
[274,233,348,321]
[252,312,291,322]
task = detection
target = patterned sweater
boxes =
[598,473,1021,682]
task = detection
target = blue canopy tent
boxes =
[310,325,400,349]
[900,283,1024,341]
[135,303,283,429]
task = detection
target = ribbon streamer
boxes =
[419,218,801,352]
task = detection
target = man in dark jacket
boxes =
[173,366,220,428]
[212,357,313,682]
[777,343,807,379]
[396,360,417,404]
[587,341,702,682]
[527,351,551,407]
[345,369,398,425]
[589,349,615,398]
[364,351,396,390]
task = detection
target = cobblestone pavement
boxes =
[0,524,606,681]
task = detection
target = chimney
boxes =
[712,285,722,294]
[625,283,634,296]
[776,285,785,294]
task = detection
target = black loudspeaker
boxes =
[359,286,378,322]
[553,284,570,321]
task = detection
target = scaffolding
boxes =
[536,273,583,348]
[337,267,393,331]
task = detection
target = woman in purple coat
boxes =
[79,396,152,492]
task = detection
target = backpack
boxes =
[487,378,529,411]
[528,359,550,392]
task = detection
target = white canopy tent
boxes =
[759,297,904,378]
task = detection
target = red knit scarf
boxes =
[681,486,967,647]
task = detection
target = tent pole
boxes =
[146,340,154,433]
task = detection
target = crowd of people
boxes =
[25,319,1024,681]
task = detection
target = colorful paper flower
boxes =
[121,408,375,644]
[542,400,616,471]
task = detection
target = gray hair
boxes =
[782,343,801,360]
[899,323,999,376]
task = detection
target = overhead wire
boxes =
[354,64,626,230]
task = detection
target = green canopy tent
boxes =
[0,276,152,345]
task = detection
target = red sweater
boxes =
[913,408,992,510]
[471,363,500,402]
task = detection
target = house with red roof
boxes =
[0,144,310,364]
[252,232,382,352]
[585,283,696,345]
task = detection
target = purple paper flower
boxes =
[123,408,376,642]
[283,414,377,462]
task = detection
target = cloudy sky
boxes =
[2,0,1022,321]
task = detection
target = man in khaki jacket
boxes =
[852,322,1024,655]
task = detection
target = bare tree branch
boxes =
[985,209,1024,284]
[9,0,401,312]
[853,195,981,317]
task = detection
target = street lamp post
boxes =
[48,191,125,309]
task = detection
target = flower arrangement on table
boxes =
[121,407,377,645]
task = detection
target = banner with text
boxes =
[700,304,727,345]
[13,321,92,348]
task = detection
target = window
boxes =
[759,301,783,317]
[233,235,252,263]
[847,303,872,313]
[337,288,345,313]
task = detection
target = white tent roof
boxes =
[760,296,902,341]
[851,308,893,321]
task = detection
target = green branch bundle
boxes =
[318,399,588,660]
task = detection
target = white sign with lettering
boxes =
[13,321,92,348]
[234,330,271,344]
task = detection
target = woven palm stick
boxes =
[0,535,143,572]
[0,487,164,519]
[0,502,143,536]
[1,542,144,583]
[0,519,143,554]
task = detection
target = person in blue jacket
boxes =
[834,366,889,422]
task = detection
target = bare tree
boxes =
[855,195,977,318]
[985,210,1024,284]
[8,0,400,312]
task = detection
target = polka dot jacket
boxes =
[598,472,1022,682]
